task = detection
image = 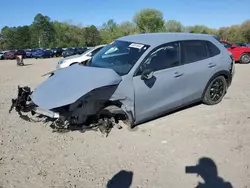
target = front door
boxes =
[133,42,185,124]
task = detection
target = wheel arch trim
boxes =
[202,70,231,99]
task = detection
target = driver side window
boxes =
[137,42,180,75]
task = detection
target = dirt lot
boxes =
[0,58,249,188]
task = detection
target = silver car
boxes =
[9,33,234,135]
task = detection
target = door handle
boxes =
[174,72,184,78]
[208,63,216,68]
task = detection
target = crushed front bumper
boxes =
[9,86,124,136]
[33,106,60,118]
[9,86,60,120]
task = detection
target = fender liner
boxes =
[202,70,231,99]
[70,62,79,66]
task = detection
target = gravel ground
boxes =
[0,58,250,188]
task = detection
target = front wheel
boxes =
[202,76,227,105]
[239,53,250,64]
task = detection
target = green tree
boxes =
[133,8,165,33]
[84,25,101,46]
[1,26,19,49]
[218,27,230,40]
[187,25,210,34]
[32,13,55,48]
[118,21,138,36]
[100,19,119,43]
[240,20,250,42]
[165,20,184,32]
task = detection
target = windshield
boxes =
[89,40,150,76]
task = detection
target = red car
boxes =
[3,50,16,60]
[220,40,250,64]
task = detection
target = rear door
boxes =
[180,40,217,104]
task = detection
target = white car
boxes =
[57,45,106,69]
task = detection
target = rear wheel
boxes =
[202,76,227,105]
[239,53,250,64]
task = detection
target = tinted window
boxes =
[91,47,103,56]
[182,40,208,64]
[206,41,220,57]
[139,42,180,73]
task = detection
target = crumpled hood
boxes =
[31,64,122,110]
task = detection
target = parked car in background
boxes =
[25,49,37,58]
[33,49,53,58]
[62,47,78,57]
[57,44,106,69]
[76,47,88,54]
[4,50,16,59]
[220,40,250,64]
[45,49,54,57]
[31,49,39,57]
[14,33,234,130]
[234,42,248,47]
[14,50,26,58]
[25,49,32,58]
[246,43,250,48]
[51,47,63,57]
[0,51,4,60]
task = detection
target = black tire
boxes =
[202,76,227,105]
[239,53,250,64]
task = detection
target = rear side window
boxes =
[182,40,208,64]
[206,41,220,57]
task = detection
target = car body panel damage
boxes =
[31,64,122,109]
[9,64,136,136]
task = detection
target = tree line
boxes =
[1,8,250,50]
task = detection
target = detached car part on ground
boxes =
[9,33,235,136]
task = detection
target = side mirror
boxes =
[141,69,154,80]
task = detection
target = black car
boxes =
[15,50,26,58]
[76,47,88,54]
[234,42,247,47]
[62,48,78,57]
[51,47,63,57]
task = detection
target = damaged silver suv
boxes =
[9,33,234,135]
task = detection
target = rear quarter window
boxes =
[206,41,221,57]
[182,40,208,64]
